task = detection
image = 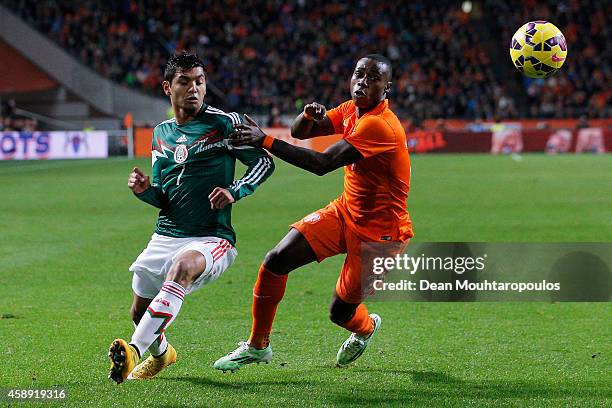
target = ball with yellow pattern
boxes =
[509,21,567,78]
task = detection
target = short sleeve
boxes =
[326,100,352,134]
[344,117,396,158]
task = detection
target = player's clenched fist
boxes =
[128,167,151,194]
[304,102,326,121]
[209,187,235,209]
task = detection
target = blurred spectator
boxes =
[267,106,284,128]
[0,99,39,131]
[575,115,590,130]
[22,118,38,131]
[494,85,518,118]
[2,99,17,117]
[465,117,488,132]
[435,119,447,132]
[0,115,38,131]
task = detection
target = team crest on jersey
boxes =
[174,144,188,163]
[303,212,321,224]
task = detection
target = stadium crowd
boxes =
[0,99,38,131]
[5,0,610,121]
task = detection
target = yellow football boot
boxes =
[108,338,140,384]
[129,343,177,380]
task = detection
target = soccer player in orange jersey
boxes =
[214,54,413,370]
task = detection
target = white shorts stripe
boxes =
[213,242,231,262]
[211,241,229,256]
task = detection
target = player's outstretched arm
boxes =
[291,102,335,140]
[232,115,361,176]
[269,138,361,176]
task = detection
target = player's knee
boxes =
[168,258,199,286]
[263,247,286,274]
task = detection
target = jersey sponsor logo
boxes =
[174,144,188,163]
[194,140,226,154]
[177,135,187,143]
[303,212,321,224]
[192,129,224,154]
[193,129,219,144]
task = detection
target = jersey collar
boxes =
[356,99,388,119]
[176,103,207,126]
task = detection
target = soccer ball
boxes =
[509,21,567,78]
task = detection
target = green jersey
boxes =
[135,104,274,245]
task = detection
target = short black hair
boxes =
[164,53,206,82]
[362,53,392,79]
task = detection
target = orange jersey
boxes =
[326,99,413,241]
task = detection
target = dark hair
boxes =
[362,53,392,78]
[164,53,206,82]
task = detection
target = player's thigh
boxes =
[131,234,185,273]
[169,238,237,294]
[290,204,346,261]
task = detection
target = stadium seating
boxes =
[4,0,610,121]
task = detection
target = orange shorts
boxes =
[290,201,409,304]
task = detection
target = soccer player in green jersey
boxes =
[107,53,274,384]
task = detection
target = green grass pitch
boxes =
[1,154,611,407]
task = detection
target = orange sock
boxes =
[339,304,374,337]
[248,264,288,349]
